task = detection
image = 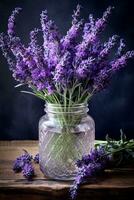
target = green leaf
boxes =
[21,90,36,96]
[15,83,25,88]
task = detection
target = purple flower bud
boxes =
[0,33,16,70]
[71,146,109,199]
[7,7,22,37]
[13,158,23,173]
[22,163,35,180]
[54,51,72,84]
[61,5,83,51]
[117,39,126,57]
[111,50,134,71]
[8,22,14,30]
[72,4,81,25]
[34,153,39,164]
[76,57,95,78]
[12,150,33,173]
[99,35,119,59]
[93,68,111,91]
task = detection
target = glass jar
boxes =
[39,103,95,180]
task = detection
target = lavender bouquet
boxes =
[0,5,133,107]
[0,5,134,180]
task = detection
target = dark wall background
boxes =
[0,0,134,140]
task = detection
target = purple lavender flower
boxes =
[83,14,95,41]
[21,150,33,162]
[29,28,44,68]
[54,51,72,85]
[34,153,39,164]
[99,35,119,59]
[61,5,83,51]
[0,33,15,70]
[0,6,133,102]
[7,7,22,37]
[70,147,109,199]
[70,163,103,199]
[93,68,111,91]
[72,4,81,25]
[93,50,134,91]
[22,163,35,180]
[40,10,60,67]
[12,150,32,173]
[76,154,91,168]
[117,39,126,57]
[76,146,108,168]
[10,36,26,58]
[76,57,95,78]
[94,6,114,34]
[111,51,134,71]
[13,158,23,173]
[75,6,114,63]
[46,84,55,95]
[13,58,29,82]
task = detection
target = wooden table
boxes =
[0,141,134,200]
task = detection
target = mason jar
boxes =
[39,103,95,180]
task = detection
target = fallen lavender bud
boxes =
[13,158,23,172]
[20,150,33,162]
[22,163,35,180]
[12,150,32,173]
[70,146,110,199]
[34,153,39,164]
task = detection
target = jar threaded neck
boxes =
[45,102,89,115]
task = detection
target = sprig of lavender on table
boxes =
[0,5,134,105]
[22,163,35,180]
[13,149,32,173]
[70,146,110,199]
[13,150,39,180]
[70,130,134,199]
[96,130,134,167]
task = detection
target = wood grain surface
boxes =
[0,140,134,200]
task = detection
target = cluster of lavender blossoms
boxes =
[70,146,110,199]
[13,150,39,180]
[0,5,134,103]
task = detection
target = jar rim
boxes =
[45,102,88,108]
[45,102,89,114]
